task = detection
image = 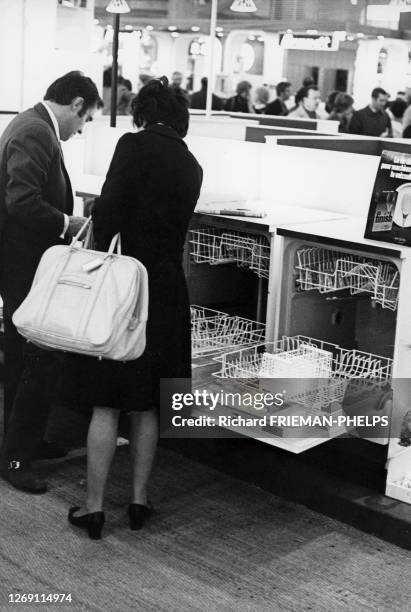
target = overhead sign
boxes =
[279,32,339,51]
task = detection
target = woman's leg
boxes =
[129,409,158,505]
[75,406,120,516]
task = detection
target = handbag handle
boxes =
[70,217,93,247]
[107,233,122,256]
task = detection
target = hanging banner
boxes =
[364,149,411,246]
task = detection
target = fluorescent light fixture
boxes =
[230,0,257,13]
[357,32,364,37]
[168,25,177,31]
[257,36,264,42]
[62,0,75,7]
[306,29,318,34]
[171,32,179,38]
[146,25,154,31]
[217,33,224,37]
[248,35,256,41]
[124,24,133,31]
[191,26,200,32]
[216,26,224,32]
[106,0,130,14]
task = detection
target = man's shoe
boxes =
[1,461,48,494]
[34,441,68,461]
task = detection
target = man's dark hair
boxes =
[131,76,189,137]
[296,85,318,105]
[390,98,407,120]
[371,87,388,99]
[44,71,103,115]
[200,77,208,89]
[303,76,315,88]
[276,81,291,97]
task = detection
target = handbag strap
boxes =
[107,233,122,256]
[70,216,92,246]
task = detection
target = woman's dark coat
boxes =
[66,124,202,415]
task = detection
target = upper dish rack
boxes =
[189,227,270,279]
[296,247,399,311]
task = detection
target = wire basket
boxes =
[250,237,271,279]
[191,308,266,358]
[296,247,400,310]
[296,248,353,293]
[189,227,271,278]
[189,228,235,265]
[213,335,392,411]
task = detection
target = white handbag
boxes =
[13,218,149,361]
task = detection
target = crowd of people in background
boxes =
[106,66,411,139]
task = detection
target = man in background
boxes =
[0,71,102,494]
[288,85,321,119]
[171,71,189,102]
[349,87,392,138]
[265,81,292,116]
[190,77,223,111]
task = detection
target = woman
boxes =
[253,86,269,114]
[67,77,203,539]
[225,80,253,113]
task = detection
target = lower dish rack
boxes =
[213,335,393,413]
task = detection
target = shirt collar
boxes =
[41,101,60,140]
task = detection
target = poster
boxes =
[365,149,411,246]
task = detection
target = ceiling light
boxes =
[217,33,224,37]
[347,35,355,41]
[171,32,179,38]
[106,0,130,13]
[216,26,224,32]
[286,29,293,34]
[248,35,256,41]
[124,24,133,31]
[230,0,257,13]
[257,36,264,42]
[146,25,154,31]
[306,30,318,35]
[357,32,364,38]
[168,26,177,31]
[377,35,385,41]
[191,26,200,32]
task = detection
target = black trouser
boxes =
[1,308,62,463]
[1,247,62,463]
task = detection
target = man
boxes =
[349,87,392,138]
[0,71,102,493]
[170,71,189,102]
[265,81,291,116]
[190,77,223,111]
[288,85,321,119]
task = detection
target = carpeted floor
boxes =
[0,444,411,612]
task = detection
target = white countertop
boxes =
[276,216,411,258]
[195,196,346,232]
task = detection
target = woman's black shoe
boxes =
[68,507,105,540]
[128,501,153,531]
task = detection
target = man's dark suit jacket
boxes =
[265,98,289,116]
[0,103,73,307]
[190,89,223,111]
